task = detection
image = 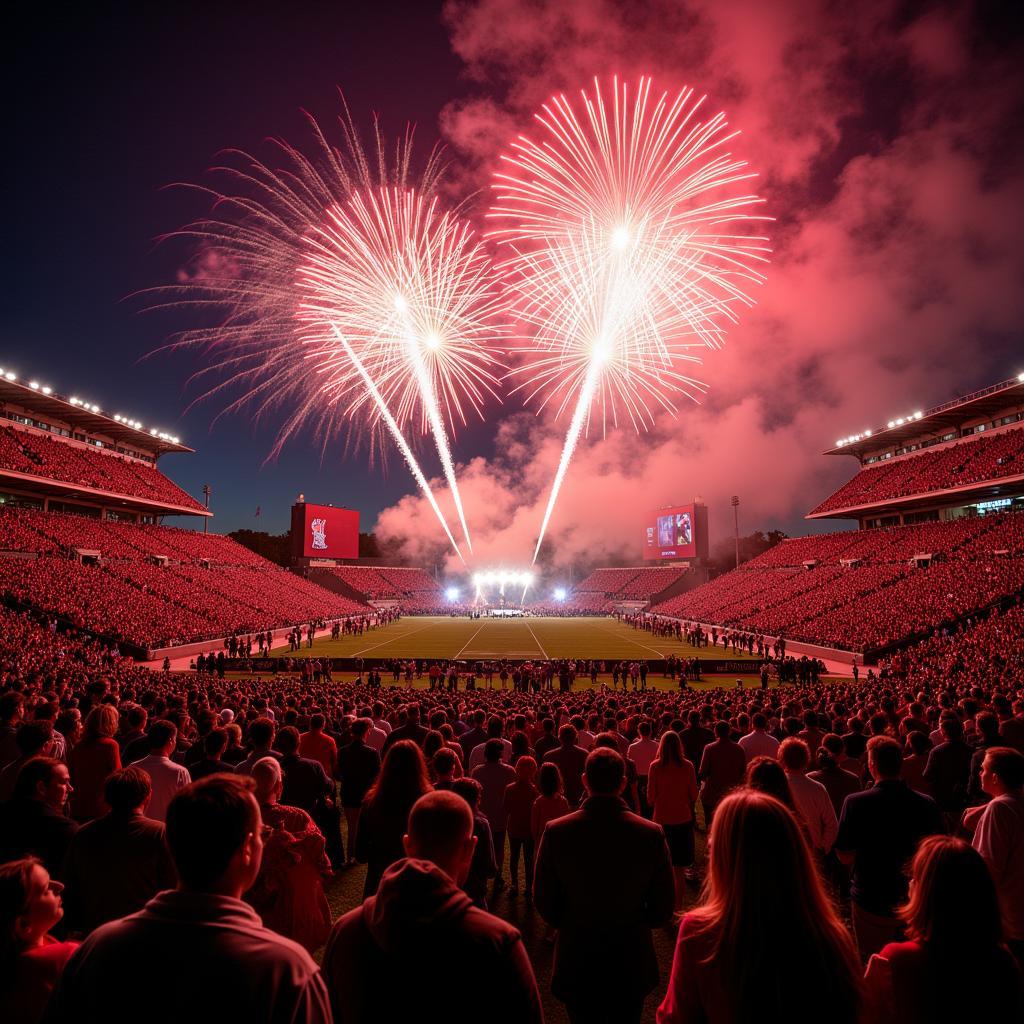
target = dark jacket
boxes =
[381,722,429,755]
[0,799,78,878]
[534,794,674,1003]
[323,858,542,1024]
[542,744,589,807]
[61,811,176,933]
[279,753,333,814]
[336,739,381,808]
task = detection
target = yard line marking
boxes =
[595,623,669,659]
[453,622,487,659]
[524,619,549,660]
[348,620,441,657]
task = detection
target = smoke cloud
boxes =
[374,0,1024,572]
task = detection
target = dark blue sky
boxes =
[3,3,472,536]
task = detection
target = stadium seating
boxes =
[811,423,1024,514]
[0,425,205,511]
[650,512,1024,652]
[0,507,371,647]
[322,564,445,610]
[569,565,689,607]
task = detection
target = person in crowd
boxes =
[531,763,570,846]
[299,713,337,778]
[737,711,779,762]
[0,758,77,877]
[67,705,121,823]
[337,718,381,867]
[0,857,78,1024]
[128,719,191,822]
[472,738,517,897]
[458,709,489,764]
[923,715,972,822]
[864,836,1023,1022]
[542,724,589,808]
[835,736,944,959]
[0,721,55,802]
[468,715,513,770]
[646,730,698,899]
[44,774,332,1023]
[679,711,714,773]
[354,739,432,898]
[234,717,281,775]
[189,727,234,780]
[627,719,659,815]
[450,776,498,909]
[61,766,175,934]
[0,691,24,766]
[117,705,149,764]
[745,755,796,807]
[322,790,542,1024]
[657,790,863,1024]
[697,721,746,827]
[534,747,674,1023]
[503,756,539,898]
[381,702,428,753]
[275,726,342,870]
[970,746,1024,962]
[247,757,332,954]
[778,737,839,857]
[809,734,863,817]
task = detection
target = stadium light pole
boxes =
[731,495,740,569]
[203,483,211,535]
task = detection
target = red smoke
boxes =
[374,0,1024,571]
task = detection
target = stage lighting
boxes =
[554,587,567,601]
[445,586,459,601]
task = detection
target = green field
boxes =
[269,615,763,663]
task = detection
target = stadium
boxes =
[5,6,1024,1024]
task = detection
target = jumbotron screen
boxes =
[290,502,359,560]
[644,504,698,560]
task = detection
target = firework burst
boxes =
[149,104,504,560]
[488,76,771,561]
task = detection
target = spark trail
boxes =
[489,76,771,561]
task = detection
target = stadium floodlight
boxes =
[913,411,923,419]
[29,381,39,390]
[1019,372,1024,382]
[554,587,567,601]
[887,421,895,428]
[445,586,460,601]
[41,387,51,395]
[5,373,15,382]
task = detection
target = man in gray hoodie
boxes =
[322,789,542,1023]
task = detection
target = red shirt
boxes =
[0,936,79,1024]
[69,736,121,821]
[503,780,540,840]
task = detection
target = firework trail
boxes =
[149,104,503,559]
[488,77,771,562]
[296,187,506,554]
[328,325,464,561]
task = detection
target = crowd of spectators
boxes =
[1,590,1023,1021]
[810,423,1024,515]
[0,426,205,511]
[651,511,1024,652]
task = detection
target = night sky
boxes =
[4,2,1023,569]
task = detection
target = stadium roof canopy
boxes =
[0,374,192,456]
[823,373,1024,460]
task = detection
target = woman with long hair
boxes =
[68,703,120,822]
[657,790,863,1024]
[353,739,432,897]
[864,836,1023,1022]
[647,730,699,903]
[0,857,78,1024]
[745,755,796,810]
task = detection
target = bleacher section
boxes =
[649,512,1024,652]
[567,565,691,611]
[810,424,1024,515]
[0,425,205,511]
[316,565,445,612]
[0,508,370,649]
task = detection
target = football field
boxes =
[268,615,762,663]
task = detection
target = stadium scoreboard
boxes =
[290,499,359,561]
[643,502,708,561]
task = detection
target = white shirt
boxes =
[372,717,392,735]
[786,771,838,853]
[469,738,512,772]
[738,730,780,762]
[363,724,388,753]
[973,791,1024,940]
[130,754,192,822]
[577,729,596,751]
[627,738,659,777]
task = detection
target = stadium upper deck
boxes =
[808,373,1024,525]
[0,369,206,517]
